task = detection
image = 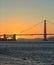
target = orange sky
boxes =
[0,19,54,39]
[0,0,54,39]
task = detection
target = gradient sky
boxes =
[0,0,54,38]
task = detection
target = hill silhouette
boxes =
[17,36,54,42]
[17,38,43,42]
[47,36,54,41]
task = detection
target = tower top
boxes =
[44,19,46,21]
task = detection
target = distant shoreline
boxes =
[0,41,54,44]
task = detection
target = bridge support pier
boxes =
[44,20,47,41]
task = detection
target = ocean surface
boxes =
[0,41,54,65]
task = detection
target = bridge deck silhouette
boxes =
[0,33,54,36]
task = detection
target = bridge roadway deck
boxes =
[0,33,54,36]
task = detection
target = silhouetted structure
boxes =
[0,34,16,41]
[44,20,47,41]
[13,34,16,40]
[4,34,7,40]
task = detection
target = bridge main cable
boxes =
[19,21,43,33]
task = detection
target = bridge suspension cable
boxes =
[19,21,43,33]
[47,20,54,25]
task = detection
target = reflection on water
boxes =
[0,42,54,65]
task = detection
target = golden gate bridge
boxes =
[0,20,54,41]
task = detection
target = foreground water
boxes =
[0,41,54,65]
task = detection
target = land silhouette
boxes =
[16,36,54,42]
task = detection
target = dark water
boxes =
[0,41,54,65]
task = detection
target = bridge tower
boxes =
[13,34,16,40]
[44,20,47,41]
[4,34,7,40]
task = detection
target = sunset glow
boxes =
[0,0,54,39]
